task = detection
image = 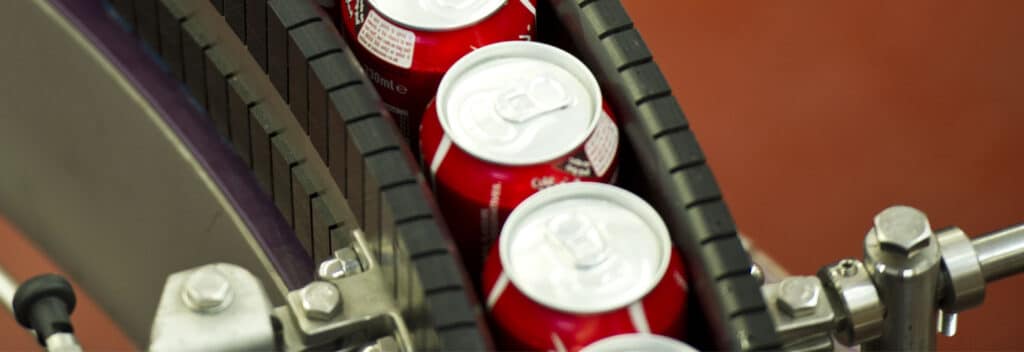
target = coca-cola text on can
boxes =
[339,0,536,141]
[419,41,620,278]
[482,182,689,351]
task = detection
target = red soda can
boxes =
[419,42,620,276]
[580,333,698,352]
[339,0,536,140]
[482,182,689,351]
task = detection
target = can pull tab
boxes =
[494,76,573,123]
[546,213,608,269]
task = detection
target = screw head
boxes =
[182,266,233,313]
[300,281,341,321]
[837,259,859,277]
[776,277,820,317]
[318,247,363,280]
[873,205,932,256]
[750,264,765,285]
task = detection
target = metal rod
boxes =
[0,264,18,313]
[972,224,1024,282]
[861,206,941,351]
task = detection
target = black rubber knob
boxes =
[11,274,77,346]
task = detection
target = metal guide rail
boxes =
[101,0,476,348]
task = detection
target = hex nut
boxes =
[318,247,363,280]
[300,281,341,321]
[873,205,932,256]
[182,265,233,313]
[776,277,820,318]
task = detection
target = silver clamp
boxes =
[276,230,412,351]
[761,206,1024,350]
[934,227,986,337]
[936,227,986,312]
[149,228,414,351]
[149,263,275,351]
[762,276,836,351]
[817,259,884,346]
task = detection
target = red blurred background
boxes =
[1,1,1021,350]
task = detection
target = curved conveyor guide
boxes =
[104,0,491,349]
[0,0,313,345]
[543,0,781,349]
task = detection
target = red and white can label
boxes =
[358,11,416,69]
[342,0,367,25]
[340,0,536,141]
[584,111,618,178]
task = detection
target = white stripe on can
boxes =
[486,272,510,309]
[674,271,688,291]
[627,301,651,334]
[519,0,536,15]
[550,333,568,352]
[429,134,453,178]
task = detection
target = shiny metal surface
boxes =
[319,247,365,281]
[280,236,415,351]
[817,259,883,346]
[44,333,82,352]
[182,266,234,313]
[784,335,834,352]
[751,263,765,285]
[776,277,821,318]
[300,281,342,321]
[973,224,1024,283]
[873,206,932,256]
[938,310,958,337]
[935,227,985,312]
[149,264,275,351]
[0,265,16,313]
[762,276,835,344]
[0,0,309,344]
[360,336,402,352]
[862,206,940,351]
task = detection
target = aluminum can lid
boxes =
[437,41,601,165]
[580,334,698,352]
[499,182,671,313]
[369,0,506,31]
